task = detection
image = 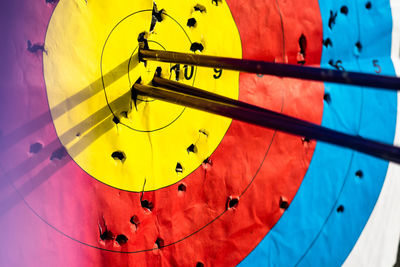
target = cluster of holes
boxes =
[99,227,128,246]
[100,229,114,241]
[324,2,371,218]
[187,4,207,54]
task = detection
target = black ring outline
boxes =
[101,11,198,133]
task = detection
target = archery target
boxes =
[0,0,399,266]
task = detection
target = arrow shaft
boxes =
[139,49,400,90]
[134,78,400,163]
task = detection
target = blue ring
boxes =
[240,0,397,265]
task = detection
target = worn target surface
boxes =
[0,0,399,266]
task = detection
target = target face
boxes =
[0,0,399,266]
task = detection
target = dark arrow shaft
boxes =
[134,78,400,163]
[139,48,400,90]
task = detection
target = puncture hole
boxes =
[187,18,197,27]
[355,170,363,178]
[155,237,165,249]
[187,144,197,153]
[328,11,337,29]
[279,197,289,210]
[227,196,239,210]
[324,93,331,103]
[113,116,120,124]
[50,147,67,161]
[337,205,345,213]
[176,163,183,173]
[100,230,114,241]
[190,42,204,53]
[194,4,206,13]
[120,111,128,118]
[323,38,333,48]
[155,67,162,77]
[111,151,126,162]
[141,200,154,211]
[298,34,307,64]
[27,40,45,54]
[365,2,372,9]
[29,142,43,154]
[340,6,349,15]
[115,234,128,245]
[203,157,212,165]
[212,0,222,6]
[196,262,205,267]
[150,3,164,32]
[130,215,140,226]
[178,183,187,192]
[199,129,209,137]
[355,41,362,53]
[137,32,149,51]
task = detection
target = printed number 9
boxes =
[213,68,222,79]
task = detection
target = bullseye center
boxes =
[43,0,242,191]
